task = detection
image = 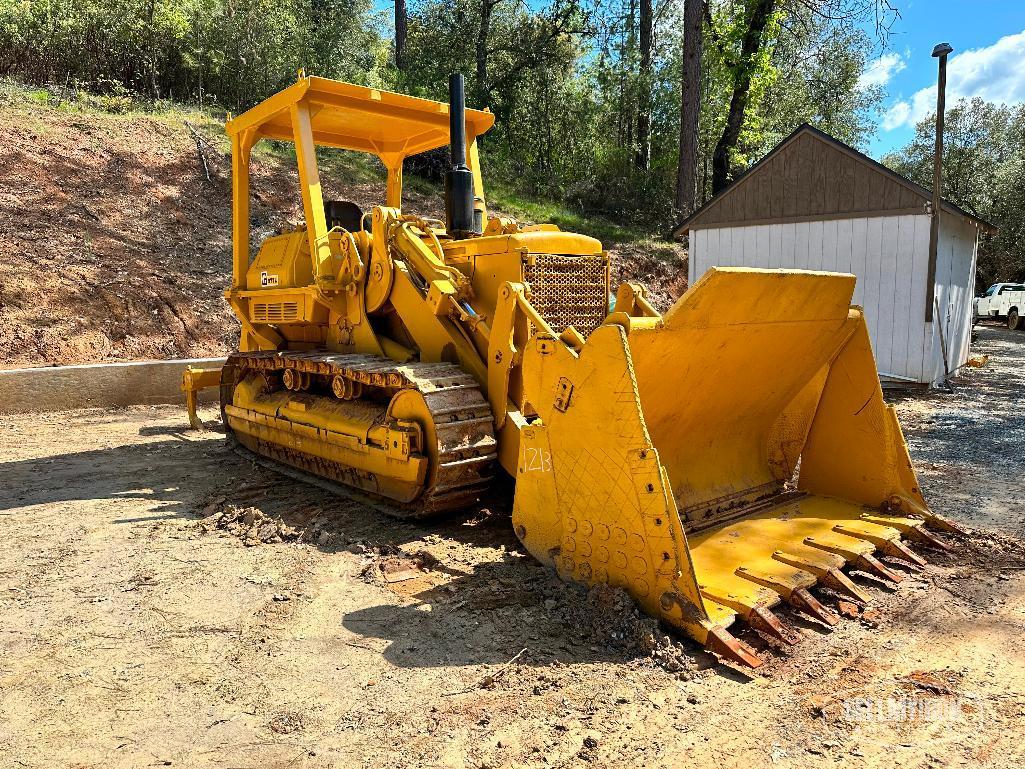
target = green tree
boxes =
[700,0,893,196]
[884,99,1025,287]
[0,0,382,111]
[0,0,900,229]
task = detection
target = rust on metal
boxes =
[924,512,968,535]
[772,550,871,603]
[748,605,802,646]
[855,553,903,584]
[837,600,861,619]
[862,513,954,553]
[820,568,871,603]
[878,538,927,567]
[789,588,840,626]
[906,526,952,552]
[706,626,764,668]
[831,523,927,568]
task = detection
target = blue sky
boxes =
[860,1,1025,157]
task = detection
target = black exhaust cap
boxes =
[445,73,476,239]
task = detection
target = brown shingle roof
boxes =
[671,124,995,237]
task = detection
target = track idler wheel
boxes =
[283,368,311,391]
[331,375,364,400]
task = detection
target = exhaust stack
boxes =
[445,73,476,239]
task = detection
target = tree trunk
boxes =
[394,0,407,70]
[701,157,709,205]
[634,0,653,170]
[147,0,159,99]
[476,0,500,106]
[711,0,776,194]
[675,0,702,214]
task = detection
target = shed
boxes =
[672,124,994,387]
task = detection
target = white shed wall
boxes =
[688,214,975,386]
[929,215,978,383]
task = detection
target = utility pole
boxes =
[925,42,952,322]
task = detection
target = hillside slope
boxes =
[0,86,686,368]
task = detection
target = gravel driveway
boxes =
[896,323,1025,534]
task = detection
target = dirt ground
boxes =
[1,325,1023,769]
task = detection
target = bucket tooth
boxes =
[802,536,903,584]
[772,551,871,603]
[906,527,952,553]
[706,626,764,669]
[832,523,925,567]
[861,514,953,553]
[789,588,840,627]
[733,567,837,627]
[895,499,967,534]
[819,569,871,604]
[803,535,869,564]
[699,586,797,646]
[855,553,903,584]
[924,512,968,536]
[879,538,927,568]
[748,605,802,646]
[733,565,817,596]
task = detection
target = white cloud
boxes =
[882,30,1025,130]
[858,52,906,90]
[882,100,911,130]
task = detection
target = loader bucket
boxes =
[512,267,959,666]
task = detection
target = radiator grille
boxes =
[253,302,300,323]
[522,253,609,337]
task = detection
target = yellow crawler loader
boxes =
[184,73,962,667]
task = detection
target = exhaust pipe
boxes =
[445,73,477,239]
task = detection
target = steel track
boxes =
[221,351,498,518]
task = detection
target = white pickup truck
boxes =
[974,283,1025,330]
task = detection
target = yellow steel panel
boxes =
[230,132,250,290]
[511,267,939,665]
[513,323,714,641]
[626,268,857,517]
[798,320,931,515]
[444,229,602,260]
[766,364,829,484]
[290,100,333,283]
[226,76,494,156]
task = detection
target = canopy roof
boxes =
[226,76,495,158]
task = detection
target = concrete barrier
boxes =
[0,358,225,414]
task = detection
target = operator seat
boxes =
[324,200,366,232]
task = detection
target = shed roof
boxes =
[225,75,495,158]
[672,124,995,237]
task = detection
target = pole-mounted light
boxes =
[925,42,953,322]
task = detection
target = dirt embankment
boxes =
[0,93,433,368]
[0,93,687,368]
[612,241,689,311]
[0,101,236,367]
